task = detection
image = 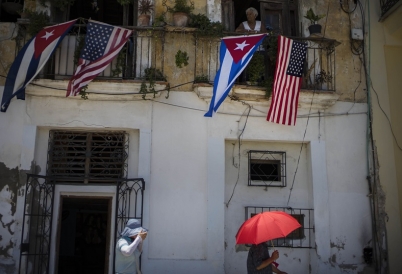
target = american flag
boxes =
[266,35,307,126]
[66,20,133,97]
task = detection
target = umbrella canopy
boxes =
[235,211,301,245]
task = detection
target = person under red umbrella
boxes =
[236,211,300,274]
[247,242,287,274]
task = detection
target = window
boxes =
[47,130,129,183]
[223,0,299,36]
[249,213,304,239]
[246,206,315,248]
[259,0,299,36]
[221,1,299,85]
[248,150,286,187]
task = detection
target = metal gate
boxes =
[114,178,145,271]
[18,175,145,274]
[19,174,55,274]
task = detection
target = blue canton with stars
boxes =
[81,22,114,61]
[286,41,307,77]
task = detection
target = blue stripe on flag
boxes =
[205,34,266,117]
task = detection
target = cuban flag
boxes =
[204,33,267,117]
[1,19,77,112]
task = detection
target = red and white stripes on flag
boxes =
[266,36,307,126]
[66,20,133,97]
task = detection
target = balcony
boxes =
[17,22,340,107]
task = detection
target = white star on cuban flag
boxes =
[234,41,250,51]
[1,19,77,112]
[205,33,266,117]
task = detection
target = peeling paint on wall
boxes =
[330,237,346,251]
[339,263,358,270]
[0,162,19,273]
[0,163,19,258]
[0,161,38,273]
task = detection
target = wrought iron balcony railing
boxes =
[380,0,401,20]
[16,22,339,93]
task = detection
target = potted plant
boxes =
[168,0,194,27]
[138,0,154,26]
[189,13,224,37]
[304,8,325,36]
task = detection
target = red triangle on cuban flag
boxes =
[34,19,77,59]
[223,34,266,64]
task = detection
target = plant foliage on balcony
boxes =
[140,68,167,99]
[167,0,194,14]
[22,10,50,37]
[303,8,325,25]
[138,0,154,14]
[175,50,189,68]
[189,13,225,37]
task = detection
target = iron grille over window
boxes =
[248,150,286,187]
[47,131,128,183]
[379,0,401,20]
[245,206,315,248]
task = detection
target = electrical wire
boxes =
[340,0,358,14]
[0,74,367,118]
[354,0,387,272]
[226,102,252,207]
[286,0,331,207]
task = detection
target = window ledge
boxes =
[26,79,168,100]
[193,84,340,110]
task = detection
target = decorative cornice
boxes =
[193,84,340,110]
[25,79,167,101]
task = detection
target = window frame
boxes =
[245,206,315,249]
[248,150,287,187]
[259,0,300,36]
[46,130,129,184]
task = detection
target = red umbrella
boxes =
[235,211,301,245]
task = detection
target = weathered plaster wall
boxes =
[368,1,402,273]
[384,44,402,259]
[300,0,367,102]
[0,164,19,274]
[0,1,376,273]
[0,23,17,86]
[0,85,28,273]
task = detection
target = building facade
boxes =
[0,0,399,273]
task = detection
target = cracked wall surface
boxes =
[0,163,19,274]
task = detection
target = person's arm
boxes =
[119,236,143,256]
[235,22,246,32]
[118,231,147,256]
[256,250,279,270]
[272,264,287,274]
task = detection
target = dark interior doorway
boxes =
[57,197,112,274]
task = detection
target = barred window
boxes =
[246,207,314,249]
[248,150,286,187]
[47,131,128,184]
